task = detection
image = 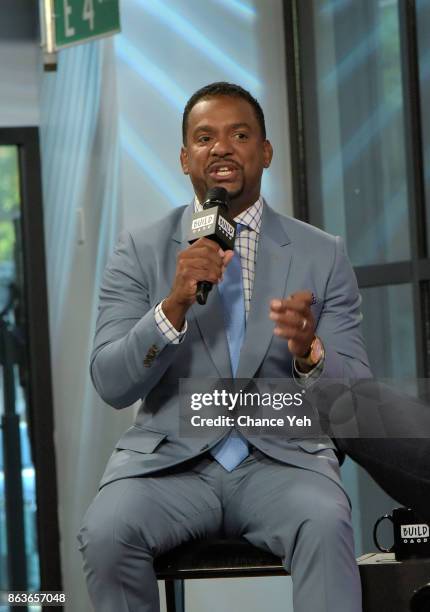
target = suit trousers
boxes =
[78,447,361,612]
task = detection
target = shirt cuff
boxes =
[293,355,325,384]
[154,300,187,344]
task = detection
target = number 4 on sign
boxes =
[83,0,95,31]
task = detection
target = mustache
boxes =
[206,160,242,171]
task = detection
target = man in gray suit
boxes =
[78,82,371,612]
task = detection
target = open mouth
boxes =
[208,163,240,180]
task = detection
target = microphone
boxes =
[188,187,236,305]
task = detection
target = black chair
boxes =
[155,542,430,612]
[154,538,287,612]
[410,583,430,611]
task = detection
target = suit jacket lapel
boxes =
[174,203,232,378]
[236,204,292,379]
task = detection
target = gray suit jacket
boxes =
[91,201,371,489]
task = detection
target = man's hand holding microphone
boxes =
[163,187,235,331]
[163,239,234,330]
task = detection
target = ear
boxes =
[263,140,273,168]
[180,146,189,175]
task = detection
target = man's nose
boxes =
[211,135,233,156]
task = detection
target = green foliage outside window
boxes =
[0,146,19,266]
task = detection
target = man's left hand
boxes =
[269,291,315,358]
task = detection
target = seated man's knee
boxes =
[287,483,352,534]
[77,497,153,576]
[299,496,353,545]
[78,508,120,572]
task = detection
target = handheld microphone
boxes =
[188,187,236,305]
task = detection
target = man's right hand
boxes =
[162,238,234,331]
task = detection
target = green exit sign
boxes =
[53,0,120,49]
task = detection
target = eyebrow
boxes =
[192,122,252,135]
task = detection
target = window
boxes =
[284,0,429,554]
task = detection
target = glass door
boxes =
[0,144,38,601]
[0,129,61,608]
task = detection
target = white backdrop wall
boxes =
[115,0,293,228]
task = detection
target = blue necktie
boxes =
[211,224,249,471]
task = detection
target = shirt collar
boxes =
[194,196,263,234]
